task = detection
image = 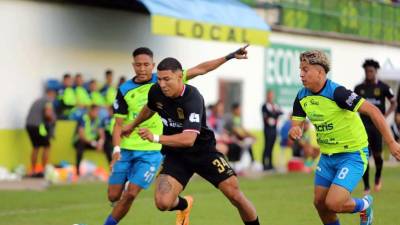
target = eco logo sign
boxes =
[265,43,331,107]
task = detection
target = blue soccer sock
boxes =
[352,197,369,213]
[325,220,340,225]
[104,214,118,225]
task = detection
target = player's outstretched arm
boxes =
[185,44,249,80]
[359,101,400,160]
[121,105,155,137]
[138,128,198,148]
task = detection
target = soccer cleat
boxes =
[360,195,373,225]
[176,196,194,225]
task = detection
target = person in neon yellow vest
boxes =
[88,79,106,107]
[57,74,77,118]
[100,70,117,107]
[74,105,105,176]
[74,73,92,107]
[103,45,249,225]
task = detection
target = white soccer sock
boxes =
[362,198,370,211]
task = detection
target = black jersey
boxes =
[397,87,400,113]
[354,80,395,125]
[147,84,216,154]
[261,103,283,129]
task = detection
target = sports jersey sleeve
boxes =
[182,70,188,84]
[182,90,203,134]
[292,95,306,121]
[77,117,85,128]
[147,84,158,111]
[354,84,361,95]
[113,90,128,118]
[383,83,395,100]
[333,86,365,112]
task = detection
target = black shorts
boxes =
[160,149,236,189]
[26,125,50,148]
[365,125,382,154]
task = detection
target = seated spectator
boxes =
[57,73,77,119]
[88,79,106,107]
[100,70,117,107]
[101,106,115,164]
[207,101,233,156]
[292,120,320,168]
[26,88,57,177]
[277,113,294,169]
[74,105,105,176]
[118,76,126,87]
[224,103,256,171]
[74,73,91,107]
[70,73,91,121]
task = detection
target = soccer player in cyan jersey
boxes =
[103,45,249,225]
[123,57,260,225]
[289,50,400,225]
[354,59,397,194]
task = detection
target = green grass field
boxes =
[1,166,399,225]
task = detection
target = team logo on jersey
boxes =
[310,99,319,105]
[189,113,200,123]
[130,93,135,99]
[177,108,185,119]
[345,93,358,106]
[156,102,163,109]
[113,100,119,110]
[374,88,381,96]
[360,89,365,95]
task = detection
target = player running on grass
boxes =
[289,50,400,225]
[123,57,260,225]
[103,45,249,225]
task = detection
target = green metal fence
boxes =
[242,0,400,43]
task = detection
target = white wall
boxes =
[1,0,400,130]
[0,0,264,129]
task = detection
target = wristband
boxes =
[224,52,235,61]
[153,135,160,143]
[113,146,121,154]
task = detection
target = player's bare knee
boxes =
[154,193,175,211]
[108,190,122,202]
[123,189,138,202]
[325,199,342,212]
[313,196,326,210]
[154,197,172,211]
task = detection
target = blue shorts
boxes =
[108,149,163,189]
[314,148,369,192]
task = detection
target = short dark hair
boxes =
[105,69,113,76]
[63,73,71,79]
[362,59,380,69]
[231,102,240,110]
[132,47,153,58]
[157,57,183,72]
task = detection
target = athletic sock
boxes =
[352,197,370,213]
[325,220,340,225]
[104,214,118,225]
[244,217,259,225]
[168,196,188,211]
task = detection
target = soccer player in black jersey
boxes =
[123,57,260,225]
[354,59,397,193]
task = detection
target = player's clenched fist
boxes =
[289,126,303,140]
[138,128,154,142]
[388,141,400,161]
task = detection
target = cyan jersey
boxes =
[292,79,368,154]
